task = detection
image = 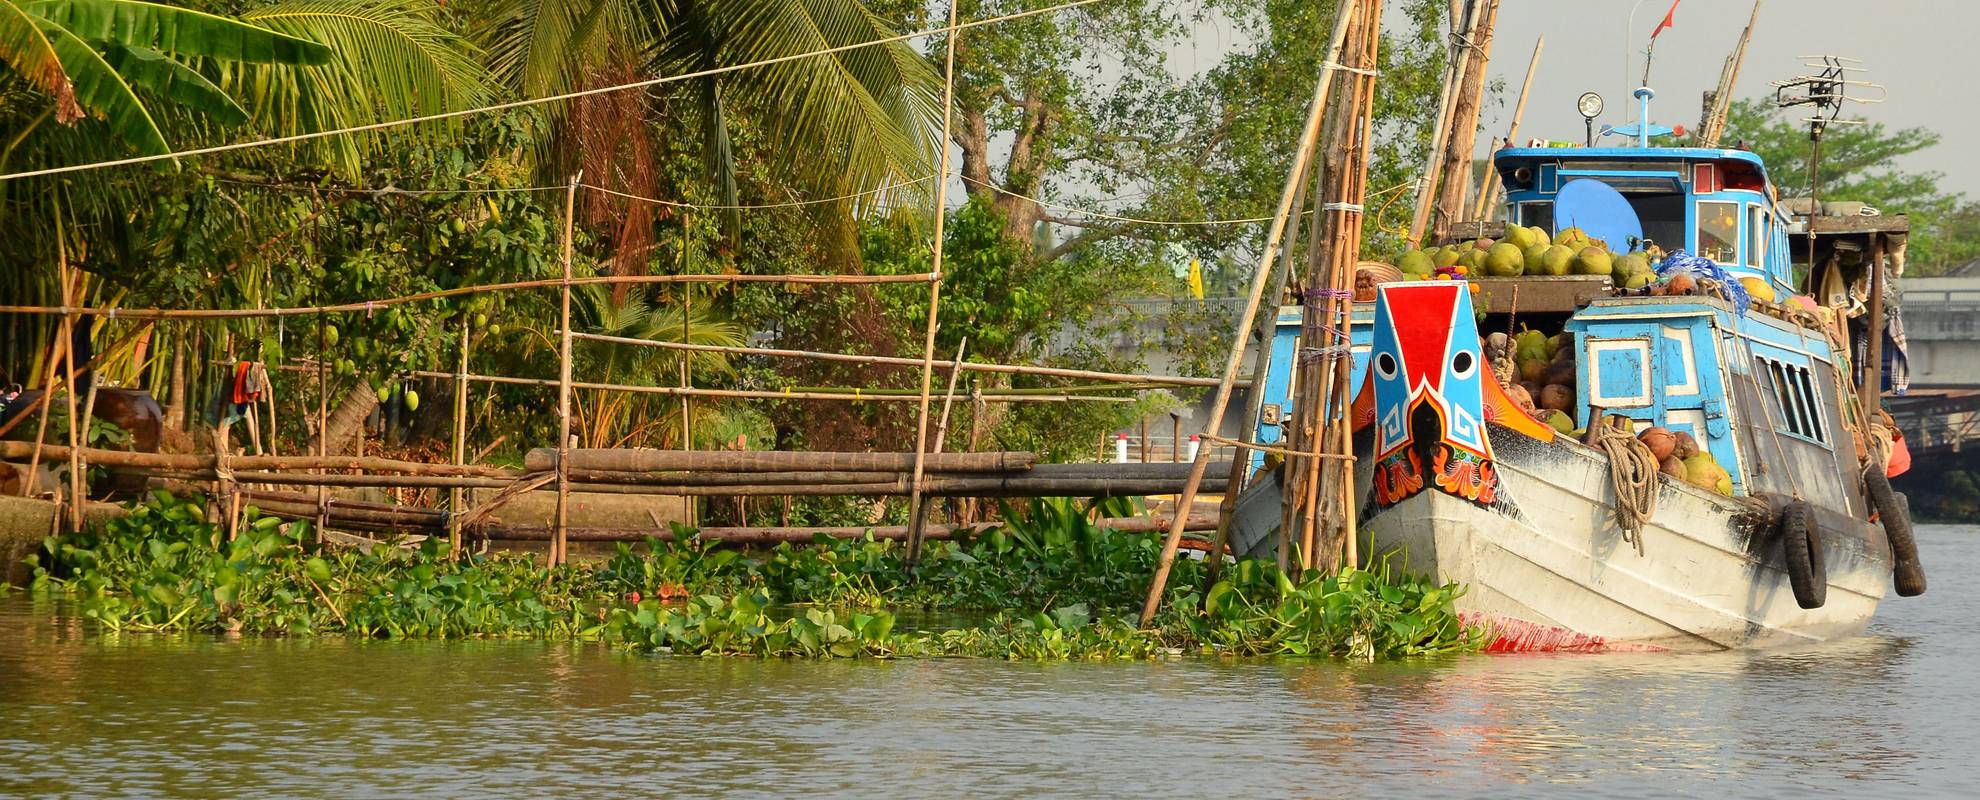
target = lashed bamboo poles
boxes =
[554,174,579,567]
[1407,0,1482,248]
[1137,0,1360,628]
[1472,35,1543,220]
[1428,0,1499,244]
[1320,0,1382,573]
[906,0,963,564]
[909,338,970,548]
[1281,0,1371,571]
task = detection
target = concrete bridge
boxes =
[1889,272,1980,473]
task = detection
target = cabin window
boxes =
[1756,356,1829,445]
[1697,200,1739,263]
[1519,201,1553,232]
[1747,204,1768,269]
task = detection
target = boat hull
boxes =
[1356,429,1891,652]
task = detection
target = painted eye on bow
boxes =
[1451,350,1476,378]
[1376,352,1398,380]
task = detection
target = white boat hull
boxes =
[1356,432,1891,652]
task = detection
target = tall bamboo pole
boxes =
[1472,35,1543,220]
[61,261,83,533]
[1700,0,1763,147]
[1407,0,1480,248]
[554,173,580,567]
[1138,0,1359,628]
[316,310,328,541]
[450,316,469,557]
[905,0,963,563]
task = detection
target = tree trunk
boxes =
[311,380,377,457]
[163,328,188,432]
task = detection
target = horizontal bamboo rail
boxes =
[0,442,511,476]
[567,331,1233,388]
[0,272,937,320]
[248,360,1134,404]
[477,513,1221,543]
[123,467,1228,498]
[523,448,1035,473]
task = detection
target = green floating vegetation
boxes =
[29,492,1484,661]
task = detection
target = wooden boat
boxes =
[1230,92,1923,652]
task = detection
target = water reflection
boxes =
[0,527,1973,798]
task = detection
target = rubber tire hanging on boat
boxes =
[1865,468,1927,597]
[1778,500,1827,610]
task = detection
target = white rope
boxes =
[1321,202,1364,212]
[0,0,1113,183]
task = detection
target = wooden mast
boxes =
[1472,35,1542,221]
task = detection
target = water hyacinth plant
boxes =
[31,493,1483,660]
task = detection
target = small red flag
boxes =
[1650,0,1680,39]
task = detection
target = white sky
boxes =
[1484,0,1971,196]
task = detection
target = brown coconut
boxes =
[1518,358,1549,383]
[1667,274,1697,295]
[1505,383,1536,412]
[1659,455,1686,478]
[1637,426,1677,460]
[1539,383,1574,412]
[1543,361,1577,387]
[1673,431,1701,459]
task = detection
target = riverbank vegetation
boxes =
[27,492,1482,660]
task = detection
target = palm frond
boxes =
[36,18,168,156]
[661,0,941,216]
[102,42,247,126]
[475,0,634,99]
[225,0,493,175]
[22,0,330,64]
[0,0,81,120]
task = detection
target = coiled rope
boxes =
[1594,418,1659,555]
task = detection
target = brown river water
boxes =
[2,526,1975,798]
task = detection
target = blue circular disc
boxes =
[1554,178,1644,253]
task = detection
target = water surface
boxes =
[3,527,1975,798]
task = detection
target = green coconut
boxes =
[1399,249,1435,276]
[1485,242,1525,276]
[1537,244,1574,276]
[1573,246,1613,277]
[1504,225,1539,251]
[1523,243,1552,274]
[1433,246,1462,268]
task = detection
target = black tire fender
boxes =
[1779,499,1827,610]
[1865,468,1927,597]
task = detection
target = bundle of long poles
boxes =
[1136,0,1363,628]
[1280,0,1382,575]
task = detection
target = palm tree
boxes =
[471,0,943,224]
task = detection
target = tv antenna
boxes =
[1772,56,1884,256]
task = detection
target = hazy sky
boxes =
[1483,0,1973,196]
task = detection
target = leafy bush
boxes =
[33,493,1482,661]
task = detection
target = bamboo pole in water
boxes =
[909,338,969,554]
[906,0,962,564]
[450,316,469,558]
[554,174,579,567]
[1138,0,1359,628]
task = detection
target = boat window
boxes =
[1698,201,1739,263]
[1627,193,1686,254]
[1747,204,1767,268]
[1519,201,1553,232]
[1756,356,1830,445]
